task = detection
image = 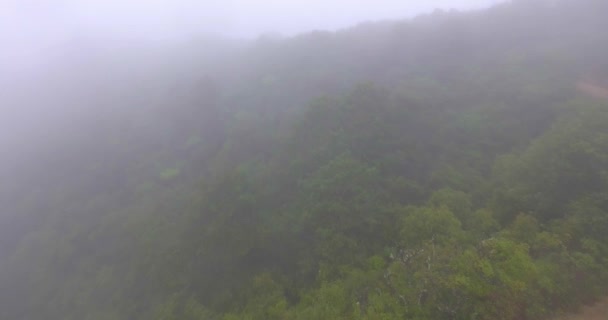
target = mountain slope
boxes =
[1,1,608,319]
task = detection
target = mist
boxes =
[3,0,502,40]
[2,1,608,319]
[0,0,504,171]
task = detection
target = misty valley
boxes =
[2,1,608,319]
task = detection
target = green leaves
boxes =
[159,167,180,181]
[4,2,608,319]
[493,101,608,221]
[400,205,463,247]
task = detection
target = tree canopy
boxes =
[1,1,608,319]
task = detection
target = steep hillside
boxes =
[1,1,608,319]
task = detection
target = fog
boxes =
[1,0,503,82]
[0,0,503,168]
[4,0,502,40]
[3,1,608,318]
[1,0,504,94]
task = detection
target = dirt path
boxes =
[556,297,608,320]
[577,81,608,100]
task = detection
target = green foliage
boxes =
[3,1,608,320]
[401,205,464,247]
[493,101,608,221]
[159,167,180,180]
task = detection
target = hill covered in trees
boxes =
[1,0,608,319]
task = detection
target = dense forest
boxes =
[2,0,608,319]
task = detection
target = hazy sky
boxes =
[3,0,505,41]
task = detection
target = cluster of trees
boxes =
[1,0,608,319]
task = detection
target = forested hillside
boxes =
[2,1,608,319]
